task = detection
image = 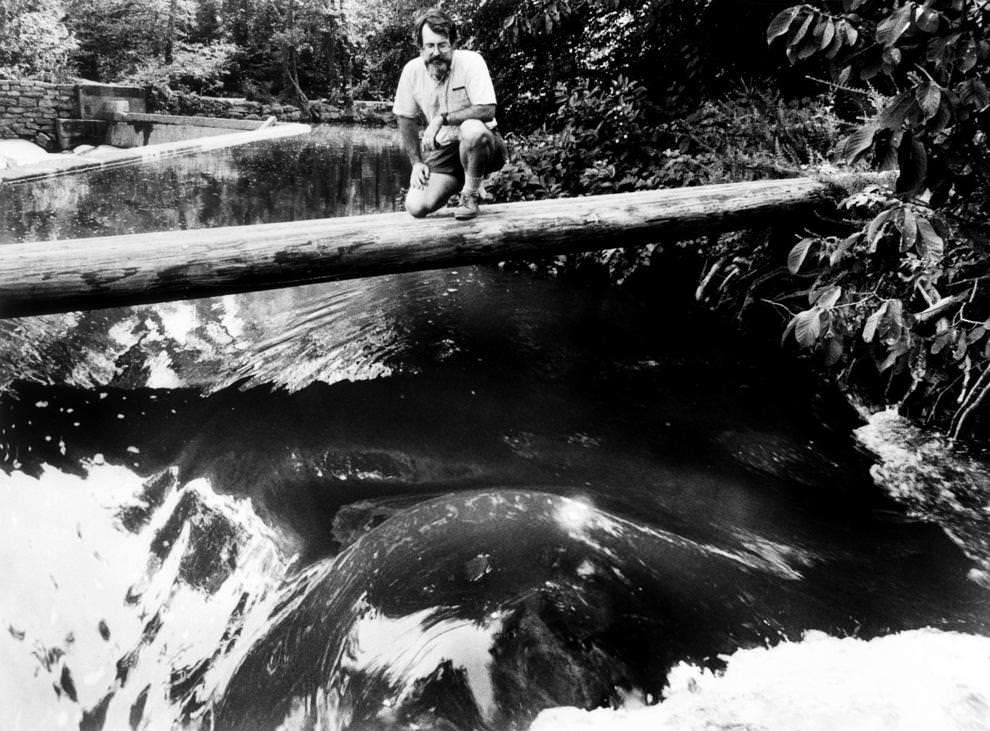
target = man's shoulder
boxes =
[399,57,425,79]
[453,49,487,65]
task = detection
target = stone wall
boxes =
[0,80,76,150]
[157,91,394,126]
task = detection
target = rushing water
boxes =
[1,125,988,731]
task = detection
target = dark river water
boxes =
[1,125,988,730]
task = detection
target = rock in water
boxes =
[211,489,817,730]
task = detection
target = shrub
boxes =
[488,78,842,288]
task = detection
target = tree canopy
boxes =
[0,0,802,123]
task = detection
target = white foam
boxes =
[530,629,990,731]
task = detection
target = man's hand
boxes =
[421,115,443,153]
[410,161,430,189]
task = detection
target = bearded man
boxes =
[392,8,507,220]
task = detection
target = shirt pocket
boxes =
[449,86,471,112]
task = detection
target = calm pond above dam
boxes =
[1,125,988,730]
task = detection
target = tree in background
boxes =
[268,0,351,106]
[0,0,78,80]
[46,0,351,104]
[66,0,197,81]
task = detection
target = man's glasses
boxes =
[422,42,451,52]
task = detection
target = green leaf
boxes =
[879,343,906,372]
[897,207,918,251]
[824,28,844,58]
[916,216,944,261]
[816,284,843,309]
[876,3,914,47]
[953,335,968,360]
[794,308,822,348]
[863,302,888,342]
[782,313,799,346]
[796,29,823,60]
[840,20,859,47]
[786,11,815,63]
[767,6,799,44]
[961,40,978,72]
[830,233,859,266]
[957,78,990,110]
[876,132,900,171]
[916,81,941,120]
[819,18,836,50]
[788,237,816,274]
[866,209,893,251]
[838,123,876,163]
[880,299,905,345]
[878,90,916,130]
[916,8,940,32]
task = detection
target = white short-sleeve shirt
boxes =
[392,49,498,146]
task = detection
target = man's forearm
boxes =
[442,104,496,125]
[397,116,424,164]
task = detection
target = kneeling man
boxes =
[392,8,507,220]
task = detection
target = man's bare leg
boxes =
[455,120,497,220]
[405,171,460,218]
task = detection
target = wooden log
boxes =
[0,177,839,318]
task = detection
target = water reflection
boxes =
[0,125,405,244]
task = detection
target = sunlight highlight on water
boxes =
[0,464,293,730]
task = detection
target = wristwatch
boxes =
[441,112,449,126]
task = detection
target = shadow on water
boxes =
[1,125,988,730]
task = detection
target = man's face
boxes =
[420,24,453,79]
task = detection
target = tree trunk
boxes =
[282,0,309,108]
[164,0,178,65]
[0,178,842,318]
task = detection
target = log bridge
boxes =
[0,176,847,319]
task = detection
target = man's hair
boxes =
[413,8,457,47]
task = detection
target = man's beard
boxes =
[426,58,450,81]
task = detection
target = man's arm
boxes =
[397,115,431,189]
[397,115,423,164]
[443,104,496,125]
[422,104,497,152]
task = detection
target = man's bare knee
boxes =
[405,197,431,218]
[459,120,493,150]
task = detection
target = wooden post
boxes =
[0,177,839,319]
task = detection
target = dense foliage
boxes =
[756,0,990,439]
[0,0,77,80]
[0,0,801,124]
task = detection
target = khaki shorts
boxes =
[425,130,507,182]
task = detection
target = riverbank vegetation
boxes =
[1,0,987,442]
